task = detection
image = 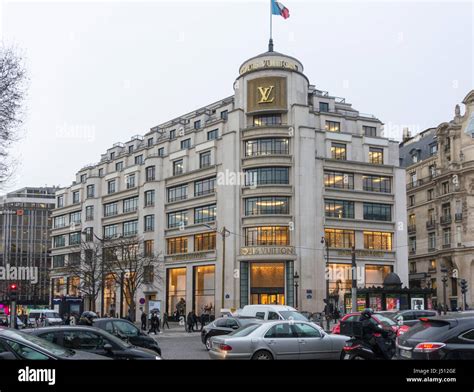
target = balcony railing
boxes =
[440,215,452,225]
[442,243,451,249]
[406,174,438,190]
[455,213,463,222]
[426,220,436,230]
[408,225,417,234]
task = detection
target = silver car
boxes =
[208,320,349,360]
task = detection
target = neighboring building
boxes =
[0,187,58,314]
[50,48,408,319]
[400,90,474,310]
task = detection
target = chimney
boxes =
[402,127,411,142]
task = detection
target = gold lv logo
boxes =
[257,86,275,104]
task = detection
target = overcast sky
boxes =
[1,0,473,193]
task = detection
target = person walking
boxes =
[140,310,147,331]
[148,312,158,335]
[162,312,170,330]
[186,311,194,333]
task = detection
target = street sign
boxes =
[139,298,145,305]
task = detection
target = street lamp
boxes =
[321,236,330,330]
[293,271,299,309]
[441,265,448,313]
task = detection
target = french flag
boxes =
[271,0,290,19]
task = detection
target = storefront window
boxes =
[68,277,80,296]
[104,274,116,317]
[328,264,351,296]
[250,262,285,305]
[365,265,392,287]
[167,268,186,315]
[245,226,289,246]
[194,266,215,315]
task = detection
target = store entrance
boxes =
[250,293,285,305]
[249,262,285,305]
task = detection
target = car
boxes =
[332,312,400,335]
[27,309,63,327]
[0,327,109,360]
[239,305,309,321]
[0,314,26,329]
[92,318,161,356]
[396,314,474,360]
[201,317,263,350]
[25,326,161,360]
[388,309,438,336]
[208,320,349,360]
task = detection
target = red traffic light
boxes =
[9,284,17,290]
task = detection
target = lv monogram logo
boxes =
[257,86,275,104]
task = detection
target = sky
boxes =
[0,0,473,193]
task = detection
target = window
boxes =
[158,147,165,157]
[245,138,289,156]
[53,215,67,228]
[428,232,436,250]
[409,195,415,207]
[128,145,134,153]
[181,139,191,150]
[194,204,216,224]
[195,177,216,196]
[103,224,118,239]
[325,121,340,132]
[410,262,417,274]
[220,110,228,120]
[363,203,392,221]
[194,232,216,251]
[194,120,201,129]
[134,155,143,165]
[442,203,451,219]
[173,159,184,175]
[53,255,65,268]
[144,240,154,257]
[427,189,434,201]
[428,208,436,223]
[253,114,282,126]
[53,235,66,248]
[126,174,136,189]
[104,202,118,217]
[98,168,104,177]
[147,138,154,147]
[123,197,138,213]
[84,227,93,242]
[443,228,451,246]
[86,185,95,198]
[293,323,322,338]
[442,181,450,195]
[167,211,188,228]
[409,237,416,253]
[115,161,123,172]
[245,196,290,215]
[331,143,346,160]
[144,215,155,232]
[167,237,188,254]
[325,199,354,219]
[369,147,383,164]
[72,191,80,204]
[144,190,155,207]
[319,102,329,112]
[168,184,187,202]
[244,167,289,186]
[362,175,391,193]
[110,152,115,160]
[70,211,81,224]
[429,143,438,156]
[363,231,393,250]
[107,180,116,194]
[324,229,354,249]
[62,331,104,350]
[57,195,64,208]
[200,151,211,168]
[429,259,437,271]
[245,226,289,246]
[207,129,218,140]
[69,232,81,246]
[265,323,295,338]
[324,171,354,190]
[123,220,138,237]
[363,126,377,137]
[145,166,155,181]
[169,129,176,139]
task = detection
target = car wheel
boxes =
[251,350,274,360]
[205,336,212,351]
[351,355,365,360]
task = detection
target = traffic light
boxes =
[460,279,469,294]
[9,283,18,302]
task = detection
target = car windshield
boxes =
[228,324,261,337]
[280,311,308,321]
[9,330,74,357]
[45,313,61,319]
[374,314,396,326]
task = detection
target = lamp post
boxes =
[321,236,330,331]
[441,265,448,313]
[293,271,299,309]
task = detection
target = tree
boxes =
[63,240,103,312]
[103,236,162,321]
[0,46,27,185]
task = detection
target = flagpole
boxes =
[269,0,274,51]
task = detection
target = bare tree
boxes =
[0,46,27,184]
[103,236,162,322]
[64,240,103,312]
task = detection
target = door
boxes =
[62,330,116,358]
[210,318,233,338]
[113,320,141,346]
[262,323,299,359]
[292,323,333,359]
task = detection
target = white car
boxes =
[239,305,308,321]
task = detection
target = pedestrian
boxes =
[186,311,194,333]
[162,312,170,330]
[155,311,161,333]
[141,310,147,331]
[148,312,158,335]
[192,309,199,331]
[436,303,442,315]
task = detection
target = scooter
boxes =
[341,330,396,360]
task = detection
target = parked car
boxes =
[26,326,161,360]
[0,327,109,360]
[201,317,263,350]
[332,312,400,335]
[239,305,309,321]
[388,309,438,336]
[92,318,161,356]
[27,309,63,327]
[396,314,474,360]
[208,320,349,360]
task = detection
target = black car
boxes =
[0,327,108,360]
[26,326,161,360]
[92,318,161,356]
[390,309,438,327]
[396,314,474,360]
[201,317,262,350]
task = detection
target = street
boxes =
[150,326,210,360]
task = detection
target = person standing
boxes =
[162,312,170,330]
[141,310,147,331]
[148,312,158,335]
[186,311,194,333]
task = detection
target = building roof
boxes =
[398,128,437,168]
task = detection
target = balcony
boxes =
[442,243,451,249]
[407,225,417,234]
[440,215,452,225]
[455,213,463,222]
[426,220,436,230]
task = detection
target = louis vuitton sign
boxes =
[247,77,287,113]
[240,246,296,256]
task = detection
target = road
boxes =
[151,329,210,360]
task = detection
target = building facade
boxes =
[400,90,474,310]
[0,187,58,313]
[50,49,408,319]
